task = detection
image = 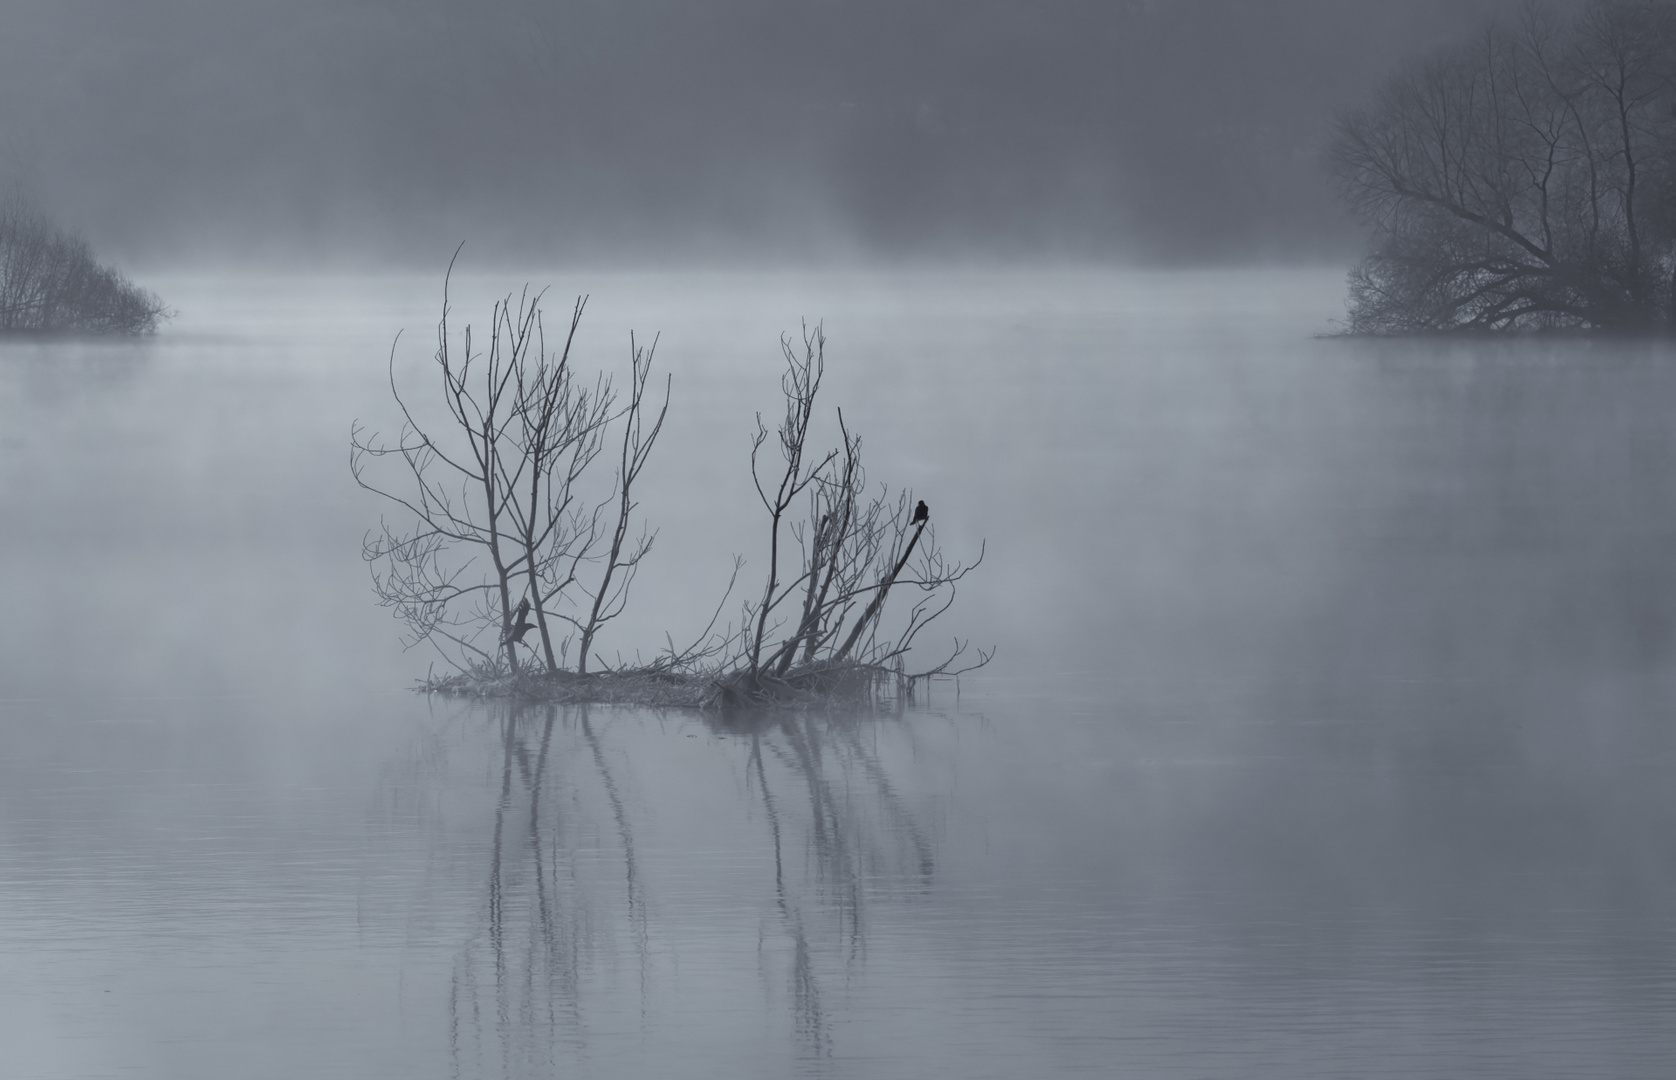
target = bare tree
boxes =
[1332,1,1676,332]
[352,266,665,676]
[0,194,165,334]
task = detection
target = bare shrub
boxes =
[0,196,164,334]
[1332,1,1676,332]
[351,264,665,675]
[356,269,989,709]
[722,323,989,706]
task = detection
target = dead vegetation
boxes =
[420,657,951,711]
[1332,1,1676,333]
[354,267,988,712]
[0,195,164,334]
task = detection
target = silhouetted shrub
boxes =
[355,275,990,710]
[0,198,164,334]
[1333,1,1676,333]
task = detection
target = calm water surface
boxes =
[2,268,1674,1078]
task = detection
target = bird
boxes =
[502,597,536,645]
[912,499,929,525]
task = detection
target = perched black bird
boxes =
[503,597,536,645]
[913,499,929,525]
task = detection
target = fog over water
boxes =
[3,269,1676,1077]
[0,0,1513,264]
[3,1,1676,1076]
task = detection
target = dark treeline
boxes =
[0,0,1502,264]
[1334,0,1676,333]
[0,197,163,334]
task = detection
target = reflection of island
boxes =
[437,703,940,1075]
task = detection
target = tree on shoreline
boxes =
[0,196,164,334]
[1332,1,1676,333]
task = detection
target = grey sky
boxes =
[0,0,1512,265]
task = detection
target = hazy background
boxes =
[0,0,1522,268]
[8,6,1676,1076]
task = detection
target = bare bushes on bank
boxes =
[353,272,988,710]
[1332,1,1676,333]
[0,198,164,334]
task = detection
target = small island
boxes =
[352,271,989,711]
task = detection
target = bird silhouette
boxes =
[503,597,536,645]
[913,499,929,525]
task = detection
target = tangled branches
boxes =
[0,195,164,334]
[724,324,989,705]
[351,261,667,675]
[1332,2,1676,333]
[354,271,988,708]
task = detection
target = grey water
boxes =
[3,267,1675,1078]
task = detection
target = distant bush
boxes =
[0,198,164,334]
[1332,1,1676,333]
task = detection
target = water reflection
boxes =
[452,706,588,1074]
[430,703,941,1074]
[11,270,1676,1077]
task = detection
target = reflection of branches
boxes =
[577,705,650,1011]
[775,718,862,955]
[838,723,935,886]
[451,704,587,1079]
[418,702,938,1071]
[748,734,828,1057]
[736,710,947,1060]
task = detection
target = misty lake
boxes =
[3,266,1675,1078]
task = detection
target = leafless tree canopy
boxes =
[354,277,989,705]
[351,269,667,676]
[1332,1,1676,333]
[728,324,988,702]
[0,196,164,334]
